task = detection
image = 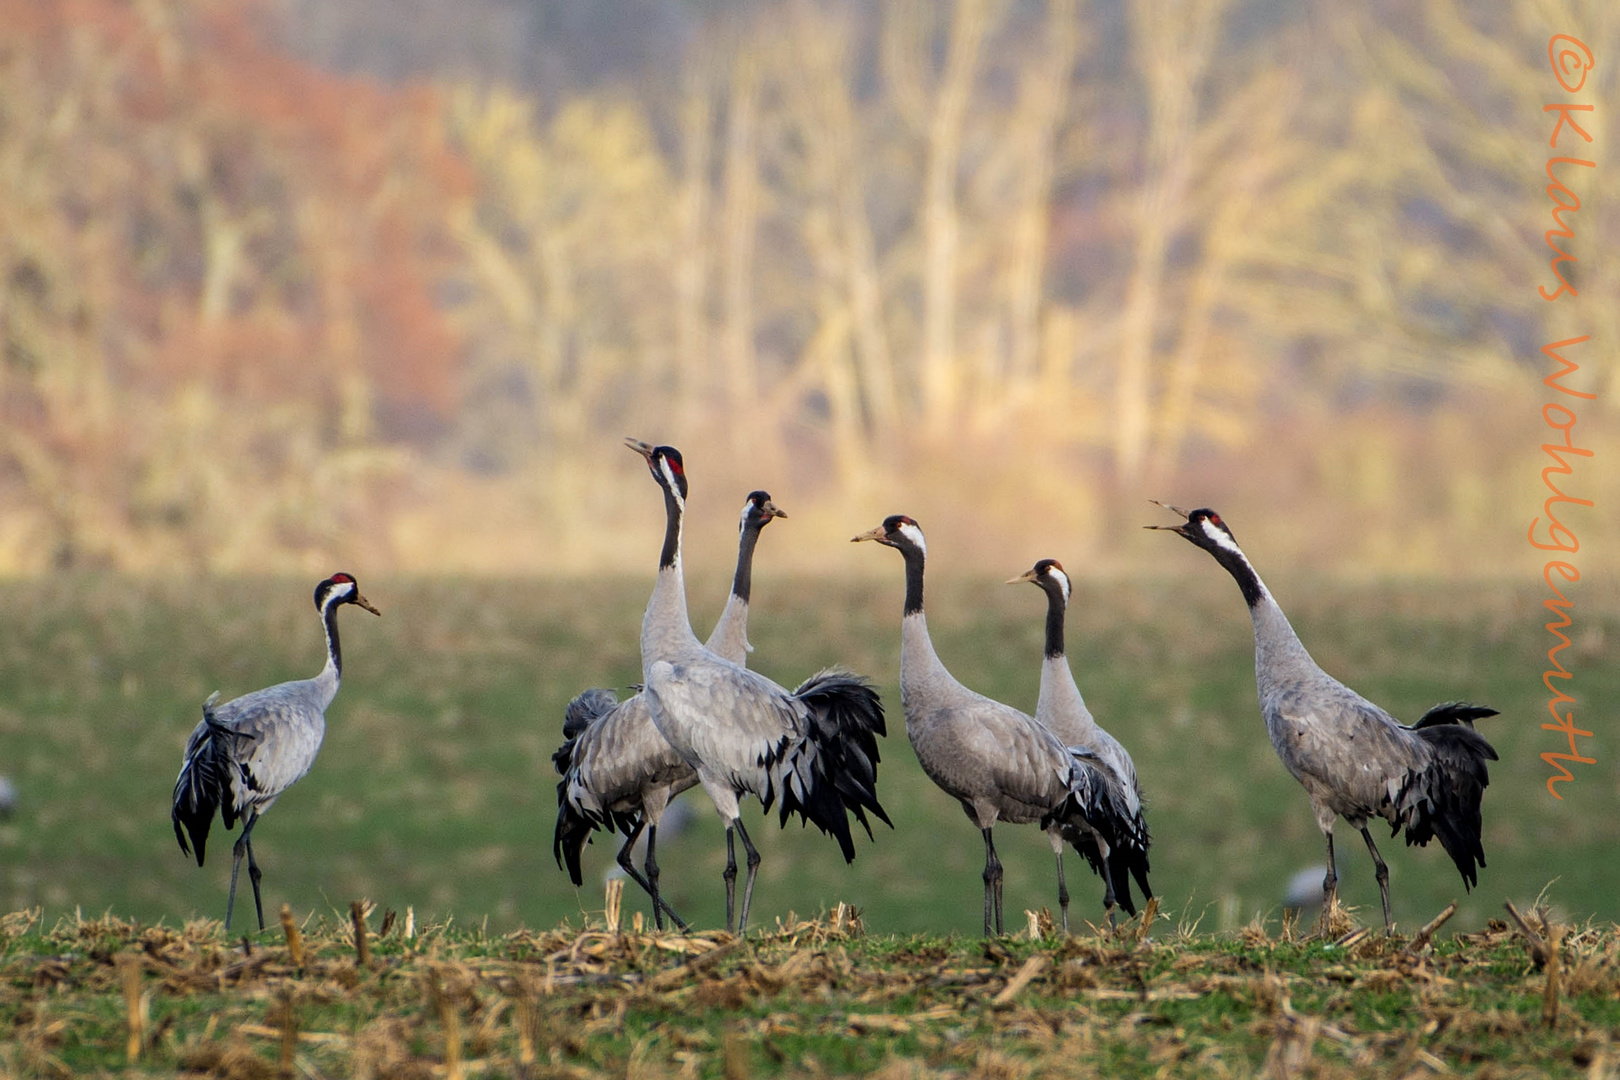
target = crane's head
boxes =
[315,572,382,616]
[851,514,926,558]
[624,438,688,501]
[741,490,786,533]
[1145,502,1243,557]
[1007,558,1070,604]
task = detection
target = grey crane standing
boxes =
[553,490,787,931]
[1010,559,1154,920]
[172,573,381,930]
[627,438,890,935]
[853,516,1117,935]
[1148,505,1498,928]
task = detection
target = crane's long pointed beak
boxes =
[624,437,656,460]
[1005,569,1039,585]
[354,594,382,616]
[1145,500,1193,536]
[762,501,786,520]
[851,526,886,543]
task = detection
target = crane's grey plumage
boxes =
[1149,504,1498,928]
[553,491,785,930]
[171,573,381,930]
[854,516,1117,936]
[627,439,889,935]
[1010,559,1153,919]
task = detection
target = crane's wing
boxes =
[206,686,327,805]
[553,690,696,883]
[643,658,804,789]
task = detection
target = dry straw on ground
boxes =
[2,902,1618,1078]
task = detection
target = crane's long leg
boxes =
[1321,832,1338,926]
[1054,849,1070,935]
[723,826,738,933]
[612,821,666,930]
[1047,829,1070,936]
[242,815,266,932]
[1099,853,1119,932]
[733,817,761,936]
[981,828,1004,937]
[225,831,247,931]
[642,825,689,932]
[1359,825,1393,931]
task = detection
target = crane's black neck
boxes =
[732,521,763,603]
[659,487,684,571]
[1040,581,1067,660]
[1207,543,1265,609]
[901,547,925,617]
[322,598,344,679]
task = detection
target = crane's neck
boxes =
[901,545,924,617]
[897,547,950,704]
[1036,584,1096,743]
[315,598,344,705]
[1042,582,1066,660]
[706,520,764,665]
[643,484,699,661]
[658,485,683,572]
[1205,538,1315,686]
[732,521,763,604]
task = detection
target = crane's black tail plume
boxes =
[770,670,891,862]
[562,687,620,740]
[1049,751,1152,917]
[1412,701,1499,731]
[552,688,626,885]
[1396,703,1499,889]
[172,697,247,867]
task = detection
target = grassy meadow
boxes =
[0,571,1614,939]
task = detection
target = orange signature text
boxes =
[1532,34,1598,798]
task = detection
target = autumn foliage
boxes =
[0,0,1614,574]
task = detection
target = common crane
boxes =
[171,573,381,930]
[553,490,786,931]
[1010,559,1153,920]
[853,516,1118,935]
[627,439,890,934]
[1148,504,1498,928]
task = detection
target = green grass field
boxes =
[0,573,1614,939]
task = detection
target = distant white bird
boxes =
[553,489,785,931]
[1149,504,1497,928]
[171,573,381,930]
[629,439,889,935]
[1284,865,1329,919]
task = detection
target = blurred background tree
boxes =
[0,0,1612,575]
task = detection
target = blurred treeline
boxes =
[0,0,1613,576]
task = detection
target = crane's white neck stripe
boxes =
[897,522,926,556]
[1050,567,1071,604]
[1201,519,1244,557]
[658,457,682,497]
